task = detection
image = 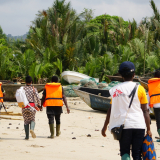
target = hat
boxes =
[119,61,135,74]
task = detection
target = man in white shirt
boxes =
[101,61,151,160]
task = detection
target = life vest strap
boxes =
[46,98,63,100]
[0,97,3,99]
[150,94,160,98]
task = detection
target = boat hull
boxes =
[74,88,111,112]
[106,75,149,83]
[138,78,148,91]
[2,84,45,101]
[74,87,154,116]
[62,71,99,84]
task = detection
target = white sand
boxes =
[0,97,160,160]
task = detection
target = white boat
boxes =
[61,71,99,84]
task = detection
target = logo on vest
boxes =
[113,89,123,98]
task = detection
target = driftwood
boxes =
[1,111,13,113]
[0,112,22,116]
[0,117,23,120]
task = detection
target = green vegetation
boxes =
[1,0,160,83]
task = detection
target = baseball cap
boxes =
[119,61,135,74]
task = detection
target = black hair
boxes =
[51,76,58,82]
[154,69,160,78]
[25,76,32,83]
[119,67,135,79]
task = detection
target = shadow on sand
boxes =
[70,106,107,114]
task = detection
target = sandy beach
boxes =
[0,97,160,160]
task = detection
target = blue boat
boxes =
[73,87,111,112]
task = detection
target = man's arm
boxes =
[41,95,45,109]
[2,88,5,97]
[62,88,70,114]
[141,104,152,137]
[101,105,111,137]
[40,89,46,111]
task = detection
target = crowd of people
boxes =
[0,61,160,160]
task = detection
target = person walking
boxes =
[22,76,41,140]
[41,76,70,139]
[101,61,152,160]
[0,82,6,110]
[148,69,160,142]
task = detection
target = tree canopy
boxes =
[1,0,160,83]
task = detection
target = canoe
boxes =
[73,87,111,112]
[2,84,45,102]
[138,78,148,91]
[137,79,156,117]
[62,71,99,84]
[106,75,149,83]
[74,87,155,117]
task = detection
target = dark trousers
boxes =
[154,108,160,130]
[47,114,61,124]
[119,129,145,160]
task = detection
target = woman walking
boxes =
[148,69,160,142]
[102,61,151,160]
[41,76,70,139]
[22,76,41,140]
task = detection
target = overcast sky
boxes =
[0,0,160,36]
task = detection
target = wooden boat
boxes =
[74,86,155,117]
[137,79,156,117]
[73,87,111,112]
[138,78,148,91]
[0,80,14,84]
[2,84,45,102]
[106,75,149,83]
[62,71,99,84]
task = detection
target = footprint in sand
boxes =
[2,133,8,135]
[29,145,45,148]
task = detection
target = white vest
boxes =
[108,81,146,131]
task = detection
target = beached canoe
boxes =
[138,78,148,91]
[73,87,111,112]
[62,71,99,84]
[74,87,155,117]
[106,75,149,83]
[2,84,45,102]
[137,79,156,117]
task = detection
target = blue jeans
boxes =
[119,129,145,160]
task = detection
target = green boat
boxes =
[74,87,111,112]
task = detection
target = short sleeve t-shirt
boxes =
[110,85,148,104]
[108,82,147,130]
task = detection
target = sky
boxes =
[0,0,160,36]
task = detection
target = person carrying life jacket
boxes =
[101,61,152,160]
[22,76,41,140]
[41,76,70,139]
[148,69,160,142]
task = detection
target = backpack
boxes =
[15,87,29,108]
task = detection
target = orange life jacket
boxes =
[43,83,63,107]
[148,78,160,108]
[0,82,3,103]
